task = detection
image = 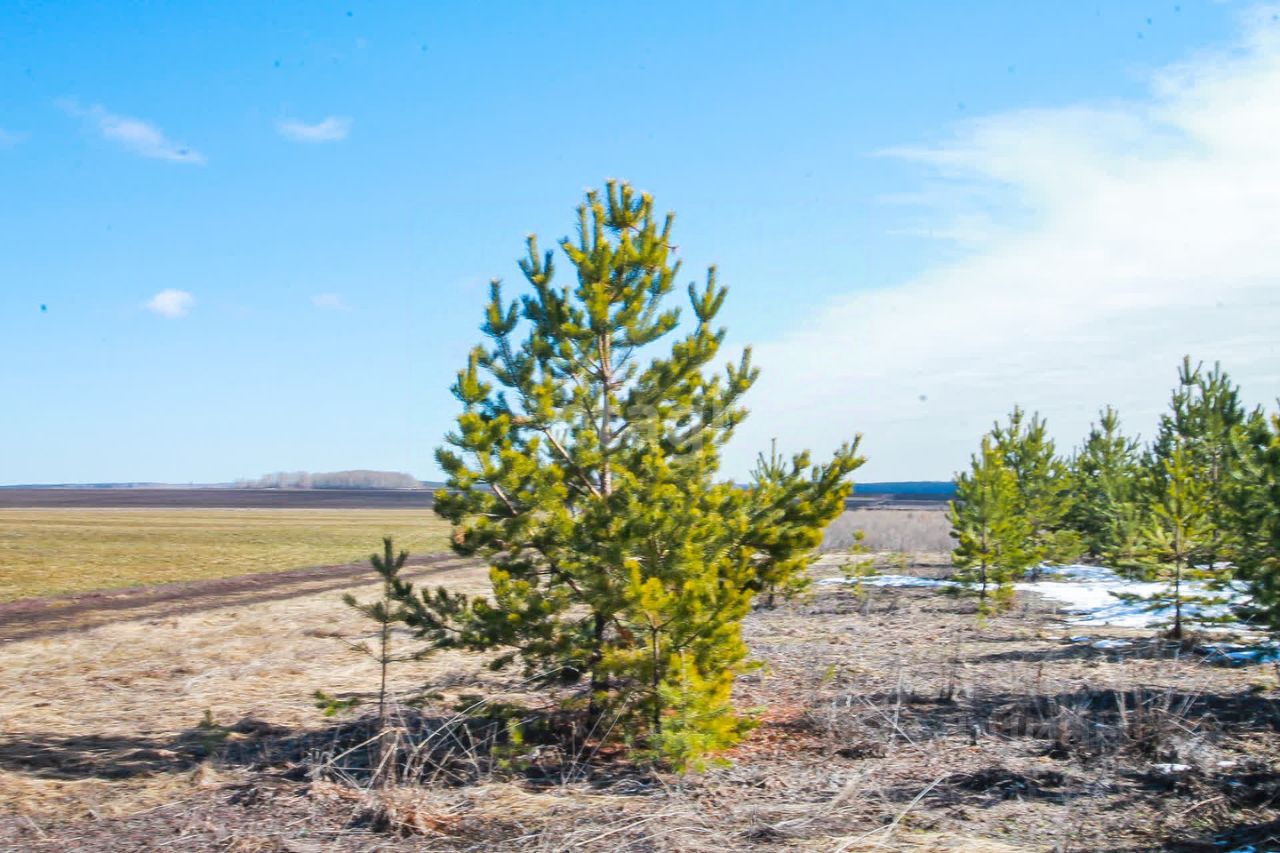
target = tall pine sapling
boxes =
[1229,410,1280,628]
[948,436,1034,615]
[991,407,1079,579]
[1120,444,1225,639]
[1152,357,1250,571]
[1066,406,1143,560]
[392,182,861,770]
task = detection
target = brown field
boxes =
[823,508,955,555]
[1,548,1277,851]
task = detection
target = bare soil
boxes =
[1,555,1278,851]
[0,553,460,642]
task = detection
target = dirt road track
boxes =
[0,552,467,643]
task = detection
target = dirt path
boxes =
[0,552,468,642]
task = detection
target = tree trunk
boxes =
[1172,557,1184,640]
[650,626,662,735]
[587,611,608,723]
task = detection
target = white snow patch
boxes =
[1015,564,1247,629]
[822,563,1256,631]
[1151,763,1191,774]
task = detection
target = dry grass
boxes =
[0,557,493,820]
[2,543,1279,851]
[822,509,954,555]
[0,509,450,601]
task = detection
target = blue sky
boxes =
[3,1,1277,484]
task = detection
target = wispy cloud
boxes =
[58,99,205,164]
[276,116,352,143]
[0,128,26,147]
[145,289,195,319]
[726,6,1280,480]
[311,293,349,310]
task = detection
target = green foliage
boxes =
[950,356,1280,640]
[396,182,861,770]
[748,437,866,608]
[1101,358,1255,638]
[1117,443,1227,639]
[1230,412,1280,628]
[1101,498,1155,579]
[1067,406,1144,560]
[837,532,880,604]
[990,407,1080,576]
[948,436,1035,615]
[1151,357,1251,569]
[313,689,362,717]
[195,709,230,754]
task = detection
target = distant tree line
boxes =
[948,356,1280,637]
[235,470,423,490]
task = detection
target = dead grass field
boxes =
[0,509,450,601]
[2,552,1278,851]
[823,509,954,555]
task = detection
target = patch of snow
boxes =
[1015,564,1249,630]
[822,563,1267,636]
[1152,763,1191,774]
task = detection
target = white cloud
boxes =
[312,293,349,310]
[276,116,352,143]
[58,99,205,164]
[726,7,1280,481]
[145,289,195,319]
[0,128,25,146]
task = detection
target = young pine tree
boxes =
[990,407,1079,579]
[1151,357,1250,570]
[948,436,1035,615]
[1123,443,1224,639]
[395,182,861,770]
[1066,406,1144,560]
[1229,411,1280,628]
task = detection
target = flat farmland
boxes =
[0,488,436,509]
[0,509,450,602]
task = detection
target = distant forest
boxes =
[236,470,424,490]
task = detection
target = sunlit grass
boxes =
[0,509,451,601]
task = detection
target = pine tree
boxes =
[340,537,416,784]
[1066,406,1143,560]
[745,437,866,608]
[990,407,1079,578]
[1229,411,1280,628]
[342,537,412,732]
[948,436,1035,614]
[395,182,861,770]
[1151,357,1250,570]
[1121,443,1223,639]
